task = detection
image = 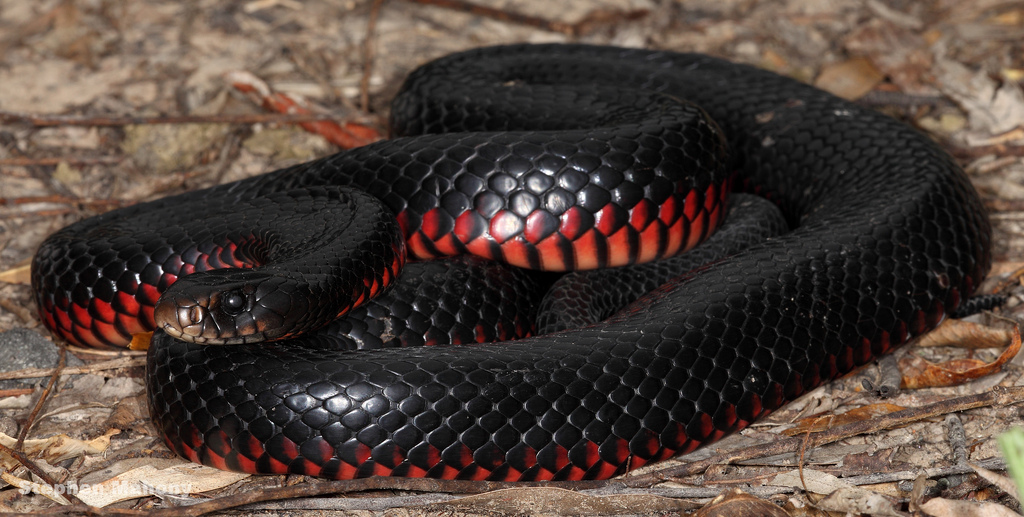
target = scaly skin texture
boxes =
[536,194,789,333]
[35,44,990,481]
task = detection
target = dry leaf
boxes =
[771,469,854,495]
[901,319,1020,389]
[843,18,933,93]
[816,486,903,516]
[815,58,885,100]
[75,463,249,507]
[784,403,906,436]
[934,51,1024,136]
[919,497,1021,517]
[917,318,1017,349]
[1,471,72,505]
[695,488,787,517]
[972,463,1021,504]
[0,430,117,469]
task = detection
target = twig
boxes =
[0,440,84,506]
[0,156,124,167]
[63,346,146,358]
[232,493,457,511]
[0,356,145,382]
[360,0,386,113]
[403,0,646,36]
[940,415,968,489]
[968,156,1020,175]
[838,457,1005,486]
[16,346,66,450]
[950,144,1024,160]
[407,0,577,34]
[0,195,132,209]
[0,389,35,398]
[0,110,343,128]
[990,264,1024,294]
[797,427,811,495]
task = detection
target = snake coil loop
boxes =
[32,44,990,481]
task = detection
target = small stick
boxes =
[0,356,145,382]
[361,0,386,113]
[0,439,84,506]
[16,346,67,450]
[405,0,648,36]
[0,194,132,209]
[0,110,342,128]
[0,156,124,167]
[406,0,575,35]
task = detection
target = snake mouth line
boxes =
[159,325,210,344]
[158,324,260,346]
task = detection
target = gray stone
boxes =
[0,329,84,389]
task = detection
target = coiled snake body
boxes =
[31,44,991,481]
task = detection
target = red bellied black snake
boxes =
[31,44,991,481]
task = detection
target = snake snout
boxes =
[154,291,217,342]
[175,304,209,336]
[153,270,277,345]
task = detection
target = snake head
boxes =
[154,269,305,345]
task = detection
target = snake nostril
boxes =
[188,306,204,325]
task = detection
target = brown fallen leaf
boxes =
[972,463,1020,504]
[226,70,381,149]
[0,430,118,471]
[814,57,885,100]
[934,50,1024,136]
[695,488,788,517]
[772,469,854,495]
[75,463,249,507]
[816,486,903,516]
[843,18,933,94]
[1,471,72,505]
[919,497,1020,517]
[784,403,907,437]
[901,318,1020,389]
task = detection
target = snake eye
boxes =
[222,291,246,315]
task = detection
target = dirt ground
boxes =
[1,0,1024,515]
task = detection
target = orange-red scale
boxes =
[399,181,730,273]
